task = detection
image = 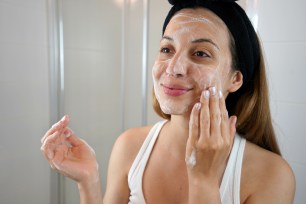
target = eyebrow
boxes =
[191,38,219,50]
[161,36,174,42]
[161,36,219,50]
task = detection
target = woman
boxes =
[41,0,295,203]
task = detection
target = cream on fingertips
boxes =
[195,102,201,110]
[219,90,223,98]
[203,90,210,99]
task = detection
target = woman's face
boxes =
[153,8,236,116]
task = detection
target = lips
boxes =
[162,84,192,96]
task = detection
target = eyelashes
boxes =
[193,50,210,58]
[160,47,171,53]
[159,47,211,59]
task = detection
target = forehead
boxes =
[165,8,229,40]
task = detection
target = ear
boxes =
[228,70,243,93]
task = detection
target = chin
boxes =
[159,101,192,116]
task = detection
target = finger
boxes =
[198,90,210,144]
[41,115,70,144]
[229,116,237,140]
[186,102,201,158]
[60,115,70,126]
[41,122,63,144]
[208,87,221,138]
[41,125,67,161]
[65,128,84,147]
[41,131,61,161]
[219,91,230,142]
[51,138,69,171]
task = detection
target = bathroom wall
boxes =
[60,0,123,203]
[0,0,305,204]
[0,0,51,203]
[257,0,306,203]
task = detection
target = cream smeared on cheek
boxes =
[153,12,232,115]
[153,61,192,115]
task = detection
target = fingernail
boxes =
[219,90,223,98]
[66,132,71,138]
[203,90,210,99]
[209,87,216,95]
[195,103,201,110]
[64,129,71,138]
[60,115,66,122]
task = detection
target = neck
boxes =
[164,114,191,151]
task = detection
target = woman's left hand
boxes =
[186,86,237,202]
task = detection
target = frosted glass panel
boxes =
[61,0,123,203]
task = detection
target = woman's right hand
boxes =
[40,115,100,184]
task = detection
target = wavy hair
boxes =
[152,33,281,155]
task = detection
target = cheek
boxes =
[192,66,231,91]
[152,61,168,80]
[191,67,220,90]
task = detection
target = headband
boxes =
[162,0,260,89]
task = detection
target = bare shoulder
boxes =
[108,125,154,177]
[241,141,296,204]
[113,125,154,167]
[103,125,153,203]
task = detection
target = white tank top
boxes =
[128,120,246,204]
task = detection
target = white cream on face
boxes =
[153,9,232,116]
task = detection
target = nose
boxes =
[166,53,188,77]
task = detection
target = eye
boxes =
[160,47,171,53]
[193,51,210,58]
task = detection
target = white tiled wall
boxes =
[257,1,306,203]
[0,0,51,203]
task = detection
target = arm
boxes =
[103,127,150,203]
[102,131,134,203]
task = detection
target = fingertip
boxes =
[63,129,72,138]
[194,102,201,111]
[60,115,70,126]
[190,103,201,124]
[200,90,210,102]
[218,90,223,98]
[209,86,216,96]
[65,115,70,122]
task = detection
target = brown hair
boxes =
[152,34,281,155]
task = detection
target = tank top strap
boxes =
[220,134,246,204]
[128,120,167,204]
